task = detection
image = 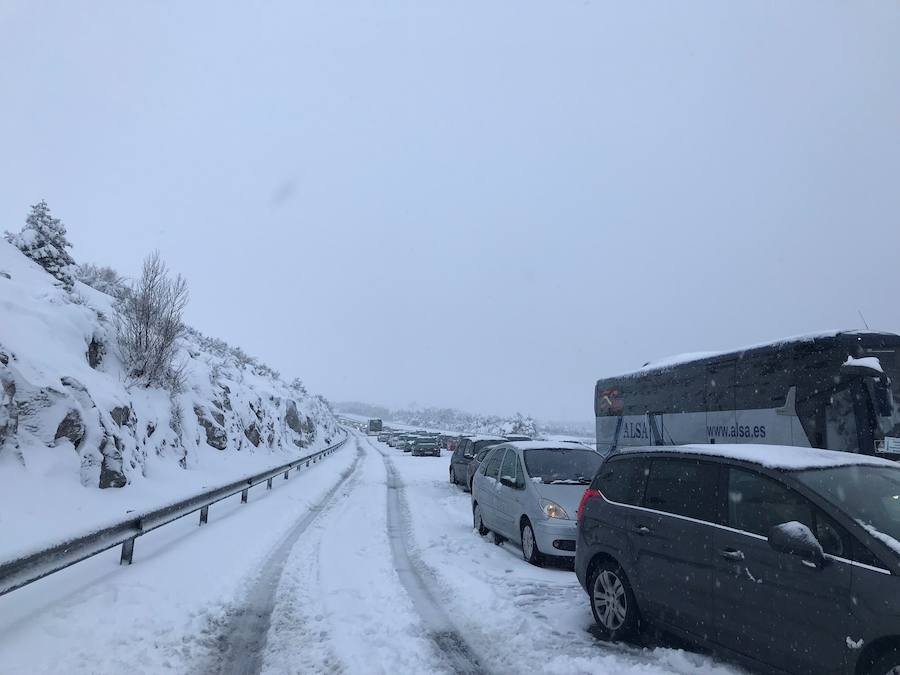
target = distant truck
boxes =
[367,418,383,435]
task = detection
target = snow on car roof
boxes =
[617,444,897,470]
[462,434,507,441]
[505,441,595,451]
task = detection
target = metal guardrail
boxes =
[0,435,349,598]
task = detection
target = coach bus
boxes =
[367,418,383,435]
[595,330,900,459]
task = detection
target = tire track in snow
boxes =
[363,435,489,675]
[200,439,364,675]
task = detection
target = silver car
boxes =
[471,442,604,565]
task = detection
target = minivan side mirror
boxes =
[768,521,826,568]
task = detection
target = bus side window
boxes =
[797,390,827,449]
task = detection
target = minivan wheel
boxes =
[473,504,489,536]
[449,468,456,484]
[521,521,544,566]
[865,646,900,675]
[589,561,639,641]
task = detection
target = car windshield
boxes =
[793,465,900,548]
[523,449,603,485]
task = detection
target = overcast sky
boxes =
[2,1,898,422]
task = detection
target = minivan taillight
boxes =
[576,487,601,523]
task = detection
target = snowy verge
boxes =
[0,440,356,675]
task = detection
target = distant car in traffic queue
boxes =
[472,442,603,565]
[575,444,900,675]
[411,438,441,457]
[449,435,506,491]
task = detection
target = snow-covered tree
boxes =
[5,200,75,288]
[509,412,538,437]
[116,251,189,389]
[76,262,128,298]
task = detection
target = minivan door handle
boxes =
[719,548,745,561]
[632,525,651,536]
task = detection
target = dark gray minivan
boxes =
[575,444,900,675]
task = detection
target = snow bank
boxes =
[0,240,340,559]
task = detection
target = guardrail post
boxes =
[199,506,209,525]
[266,478,273,490]
[241,488,248,504]
[284,469,289,479]
[120,538,135,565]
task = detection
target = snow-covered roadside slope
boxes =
[0,240,340,559]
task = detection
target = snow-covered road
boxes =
[0,432,743,675]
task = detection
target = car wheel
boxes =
[589,561,639,641]
[450,468,455,484]
[473,503,489,536]
[521,520,544,566]
[865,646,900,675]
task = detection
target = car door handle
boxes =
[719,548,745,561]
[632,525,651,536]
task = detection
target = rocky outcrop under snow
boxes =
[0,240,339,490]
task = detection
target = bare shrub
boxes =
[116,251,189,389]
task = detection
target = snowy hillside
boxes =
[0,240,340,558]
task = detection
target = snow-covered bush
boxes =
[76,262,128,299]
[4,200,75,289]
[116,251,189,390]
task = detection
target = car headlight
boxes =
[540,498,569,520]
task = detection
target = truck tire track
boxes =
[201,439,364,675]
[363,435,489,675]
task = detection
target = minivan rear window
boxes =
[643,458,720,522]
[594,457,648,506]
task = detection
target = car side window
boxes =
[810,508,883,565]
[727,468,814,537]
[500,450,517,484]
[643,458,720,522]
[481,448,505,480]
[593,457,649,506]
[813,510,852,559]
[514,456,526,488]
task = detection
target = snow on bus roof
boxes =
[618,444,897,470]
[610,329,866,379]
